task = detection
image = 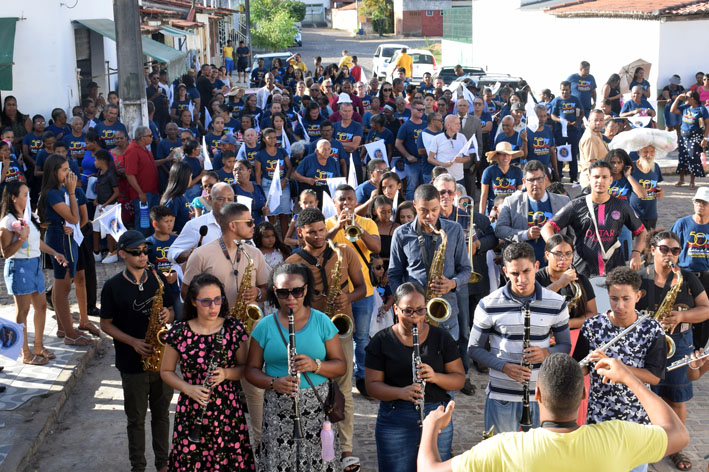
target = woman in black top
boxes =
[601,74,622,116]
[371,195,398,270]
[365,282,464,472]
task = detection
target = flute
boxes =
[667,339,709,371]
[411,325,426,427]
[519,303,532,432]
[578,314,650,368]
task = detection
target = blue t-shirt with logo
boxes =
[256,148,288,180]
[567,73,597,111]
[217,168,236,185]
[396,119,427,165]
[609,176,633,201]
[672,216,709,272]
[550,96,583,132]
[495,131,520,150]
[146,234,179,294]
[296,154,341,182]
[629,163,663,220]
[477,111,493,129]
[356,181,377,203]
[308,139,347,165]
[164,195,193,233]
[481,164,523,214]
[156,138,180,159]
[184,156,203,179]
[297,117,324,141]
[528,197,554,264]
[520,125,555,167]
[679,104,709,135]
[22,132,43,160]
[333,121,364,167]
[63,133,86,161]
[94,121,128,149]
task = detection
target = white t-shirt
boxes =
[0,213,41,259]
[430,131,468,181]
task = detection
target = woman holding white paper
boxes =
[233,159,268,225]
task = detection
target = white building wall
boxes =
[442,39,472,67]
[3,0,117,117]
[332,9,357,32]
[471,0,662,99]
[657,19,709,91]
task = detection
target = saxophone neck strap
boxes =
[416,220,440,269]
[294,246,334,295]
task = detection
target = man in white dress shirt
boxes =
[427,114,471,185]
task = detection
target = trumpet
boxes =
[344,213,361,242]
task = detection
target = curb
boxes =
[1,336,108,472]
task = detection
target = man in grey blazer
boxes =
[495,160,570,264]
[455,98,484,200]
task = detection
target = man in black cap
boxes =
[100,230,174,472]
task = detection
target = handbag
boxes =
[275,315,346,423]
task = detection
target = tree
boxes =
[363,0,393,35]
[283,1,306,22]
[250,0,302,51]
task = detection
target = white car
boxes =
[384,49,437,85]
[372,43,408,79]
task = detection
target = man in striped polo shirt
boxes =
[468,242,571,432]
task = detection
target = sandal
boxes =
[56,330,65,339]
[23,354,49,366]
[64,334,93,346]
[78,323,101,337]
[36,348,56,360]
[675,181,685,187]
[670,451,692,470]
[342,456,360,472]
[689,184,697,190]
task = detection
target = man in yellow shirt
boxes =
[394,47,413,79]
[222,39,234,76]
[417,354,689,472]
[287,53,308,73]
[339,50,354,69]
[326,184,380,397]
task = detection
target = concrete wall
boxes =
[657,19,709,91]
[3,0,117,117]
[332,8,357,32]
[470,0,663,99]
[395,0,451,11]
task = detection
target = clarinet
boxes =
[519,303,533,432]
[412,325,426,427]
[188,330,224,443]
[287,309,304,441]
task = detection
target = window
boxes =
[426,10,434,16]
[440,11,444,15]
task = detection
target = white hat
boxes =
[693,187,709,203]
[337,93,352,104]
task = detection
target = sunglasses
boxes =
[233,218,255,227]
[123,248,151,256]
[274,285,307,300]
[195,296,225,307]
[439,189,455,195]
[373,265,383,270]
[382,88,392,92]
[656,245,681,256]
[398,307,427,316]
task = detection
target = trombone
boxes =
[456,196,482,283]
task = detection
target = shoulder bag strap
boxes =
[584,194,620,261]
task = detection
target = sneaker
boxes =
[102,253,119,264]
[93,251,103,262]
[460,379,476,396]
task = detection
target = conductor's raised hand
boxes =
[594,357,634,385]
[422,401,455,434]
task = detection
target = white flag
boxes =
[0,318,24,361]
[347,154,358,188]
[456,134,478,158]
[281,131,291,155]
[204,108,212,130]
[364,140,389,166]
[236,143,247,161]
[421,131,435,154]
[525,99,539,133]
[326,177,346,198]
[236,195,253,211]
[93,203,127,241]
[557,144,572,162]
[64,193,83,246]
[321,190,338,219]
[461,86,476,109]
[201,136,213,170]
[296,113,311,144]
[391,190,399,222]
[267,161,282,213]
[24,187,31,223]
[560,118,569,138]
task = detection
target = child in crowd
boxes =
[92,150,119,262]
[33,131,55,179]
[146,205,182,319]
[216,150,236,184]
[161,161,194,233]
[284,188,318,247]
[191,171,218,217]
[369,253,394,336]
[254,221,291,269]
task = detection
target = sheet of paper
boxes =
[560,118,569,138]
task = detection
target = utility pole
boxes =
[113,0,147,140]
[245,0,251,57]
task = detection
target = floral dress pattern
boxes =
[164,317,255,471]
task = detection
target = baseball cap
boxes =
[693,187,709,203]
[220,134,237,145]
[117,230,151,250]
[337,93,352,104]
[670,75,681,86]
[511,102,525,112]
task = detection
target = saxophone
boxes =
[229,241,263,334]
[653,262,680,359]
[424,223,452,326]
[325,240,354,338]
[142,265,168,372]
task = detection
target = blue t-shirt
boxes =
[609,176,633,201]
[528,197,554,264]
[394,108,411,122]
[296,154,340,182]
[550,96,584,131]
[171,99,191,114]
[308,139,347,165]
[236,46,250,64]
[146,234,179,294]
[36,150,79,177]
[250,310,338,388]
[629,163,663,220]
[80,150,98,188]
[63,133,86,161]
[419,84,435,95]
[224,118,240,135]
[630,79,651,92]
[234,182,267,225]
[520,125,555,167]
[672,216,709,272]
[477,111,493,128]
[567,73,597,111]
[94,121,128,149]
[156,138,180,159]
[1,157,24,185]
[366,128,395,148]
[187,87,200,101]
[256,148,288,180]
[45,186,70,226]
[251,67,268,85]
[620,99,655,125]
[47,124,70,140]
[396,119,426,164]
[296,117,324,141]
[495,131,520,149]
[164,195,193,233]
[204,132,225,155]
[333,121,364,167]
[679,104,709,135]
[217,168,235,185]
[481,165,523,214]
[183,156,203,179]
[237,144,261,170]
[356,180,377,203]
[417,128,442,175]
[22,132,43,160]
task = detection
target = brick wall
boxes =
[395,9,442,36]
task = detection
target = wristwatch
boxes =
[314,358,322,375]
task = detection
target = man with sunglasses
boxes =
[181,202,270,444]
[418,111,444,184]
[286,207,366,469]
[355,158,388,214]
[454,98,484,199]
[100,230,175,472]
[396,99,428,200]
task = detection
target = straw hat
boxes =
[226,86,243,97]
[485,141,518,162]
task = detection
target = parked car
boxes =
[372,43,408,79]
[446,73,525,94]
[384,49,437,85]
[293,22,302,47]
[433,66,485,85]
[249,52,293,87]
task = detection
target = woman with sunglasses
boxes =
[365,282,464,471]
[160,273,255,471]
[378,82,394,107]
[635,230,709,471]
[246,262,346,471]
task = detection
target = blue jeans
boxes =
[375,400,453,472]
[484,395,540,433]
[619,225,632,262]
[405,162,422,200]
[132,193,159,236]
[554,129,580,181]
[630,464,648,472]
[456,283,471,372]
[352,294,374,380]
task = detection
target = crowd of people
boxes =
[1,50,709,472]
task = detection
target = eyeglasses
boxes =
[233,218,255,227]
[525,176,545,183]
[549,251,573,259]
[414,108,424,112]
[274,285,307,299]
[398,307,427,316]
[195,296,225,307]
[382,88,392,92]
[438,189,455,195]
[372,168,389,174]
[123,248,151,256]
[656,245,681,256]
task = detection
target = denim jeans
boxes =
[456,283,471,372]
[554,129,580,181]
[132,193,159,236]
[352,294,374,380]
[619,225,632,262]
[484,395,540,433]
[629,464,648,472]
[405,162,422,200]
[375,400,453,472]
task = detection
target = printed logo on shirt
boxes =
[584,228,617,243]
[611,210,621,220]
[68,140,86,157]
[336,131,354,143]
[560,102,576,116]
[609,185,629,200]
[532,136,552,155]
[687,231,709,259]
[3,165,22,182]
[683,109,701,126]
[265,158,285,178]
[100,129,117,146]
[576,79,593,92]
[315,169,335,181]
[527,210,553,227]
[492,177,517,198]
[638,179,658,200]
[185,201,195,219]
[29,139,42,154]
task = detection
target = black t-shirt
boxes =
[636,264,704,317]
[549,196,644,277]
[196,75,214,111]
[536,267,596,319]
[100,270,174,373]
[365,325,460,403]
